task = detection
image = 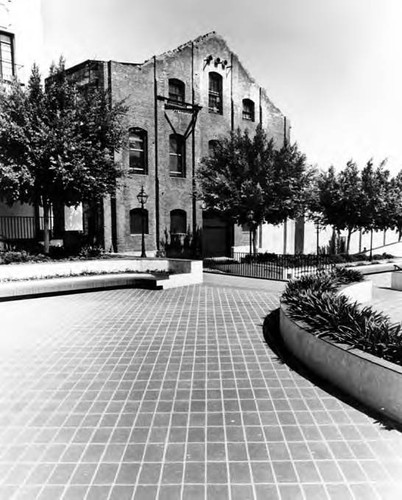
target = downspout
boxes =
[283,218,288,254]
[283,116,287,147]
[191,41,197,235]
[108,60,118,252]
[154,56,160,251]
[230,53,234,131]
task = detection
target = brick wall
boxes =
[67,33,287,255]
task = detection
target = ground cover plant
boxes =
[244,251,394,265]
[0,269,171,283]
[281,267,402,365]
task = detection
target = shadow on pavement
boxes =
[262,308,402,433]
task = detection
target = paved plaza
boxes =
[0,273,401,499]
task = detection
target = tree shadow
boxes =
[262,308,402,433]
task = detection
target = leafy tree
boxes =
[197,125,312,254]
[313,160,392,254]
[314,162,363,253]
[0,60,128,253]
[386,171,402,240]
[360,161,391,255]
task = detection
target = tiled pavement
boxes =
[0,273,401,500]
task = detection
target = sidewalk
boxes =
[367,273,402,324]
[0,274,401,499]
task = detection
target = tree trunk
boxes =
[369,229,374,260]
[252,227,257,256]
[248,227,258,256]
[346,229,352,254]
[43,200,50,255]
[330,227,336,254]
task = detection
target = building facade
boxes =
[66,32,290,256]
[2,26,401,257]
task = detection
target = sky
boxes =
[10,0,402,174]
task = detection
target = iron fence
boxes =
[204,252,336,281]
[0,216,54,241]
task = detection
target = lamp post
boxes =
[137,186,148,258]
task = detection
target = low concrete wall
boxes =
[279,281,402,425]
[345,260,402,275]
[0,258,203,284]
[0,258,203,297]
[391,272,402,290]
[0,274,158,299]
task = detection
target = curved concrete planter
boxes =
[0,258,203,300]
[279,280,402,425]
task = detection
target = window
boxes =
[242,99,255,121]
[168,79,185,104]
[208,72,223,114]
[170,209,187,234]
[0,32,14,81]
[208,140,220,156]
[169,134,185,177]
[130,208,149,234]
[129,128,147,174]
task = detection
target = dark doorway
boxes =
[202,212,233,257]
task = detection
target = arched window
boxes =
[209,72,223,114]
[129,128,147,174]
[168,79,185,104]
[242,99,255,121]
[130,208,149,234]
[169,134,185,177]
[170,209,187,234]
[208,140,220,156]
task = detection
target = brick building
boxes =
[66,32,289,256]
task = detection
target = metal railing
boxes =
[204,252,336,281]
[0,216,54,240]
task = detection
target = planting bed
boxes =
[280,280,402,426]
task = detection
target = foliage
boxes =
[282,270,402,365]
[387,171,402,239]
[78,244,104,259]
[159,227,202,259]
[0,250,40,264]
[282,267,364,303]
[197,125,312,254]
[311,160,396,254]
[241,251,392,265]
[360,161,391,232]
[0,60,128,253]
[330,266,365,284]
[311,162,363,253]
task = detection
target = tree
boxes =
[313,160,392,254]
[0,60,128,253]
[197,125,311,254]
[385,170,402,240]
[360,161,391,256]
[314,162,363,253]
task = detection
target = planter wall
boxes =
[279,280,402,425]
[0,258,203,283]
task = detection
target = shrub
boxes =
[78,244,104,259]
[160,228,202,260]
[0,250,48,265]
[282,269,402,365]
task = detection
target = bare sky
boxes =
[15,0,402,174]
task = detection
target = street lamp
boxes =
[137,186,148,258]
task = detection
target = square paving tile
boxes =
[0,279,402,499]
